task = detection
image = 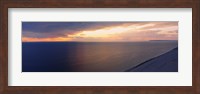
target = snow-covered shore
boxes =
[126,47,178,72]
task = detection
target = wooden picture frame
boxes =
[0,0,199,94]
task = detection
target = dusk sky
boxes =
[22,22,178,42]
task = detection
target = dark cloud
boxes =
[22,22,130,38]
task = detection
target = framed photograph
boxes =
[0,0,199,94]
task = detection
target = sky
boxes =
[22,22,178,42]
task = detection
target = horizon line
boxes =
[22,40,178,43]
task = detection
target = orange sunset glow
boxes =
[22,22,178,42]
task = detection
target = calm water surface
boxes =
[22,41,178,72]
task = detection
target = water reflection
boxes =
[22,41,178,72]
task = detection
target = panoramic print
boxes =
[22,22,178,72]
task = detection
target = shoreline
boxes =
[125,47,178,72]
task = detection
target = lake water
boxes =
[22,41,178,72]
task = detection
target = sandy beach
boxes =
[126,47,178,72]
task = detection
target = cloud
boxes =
[22,22,178,42]
[22,22,131,38]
